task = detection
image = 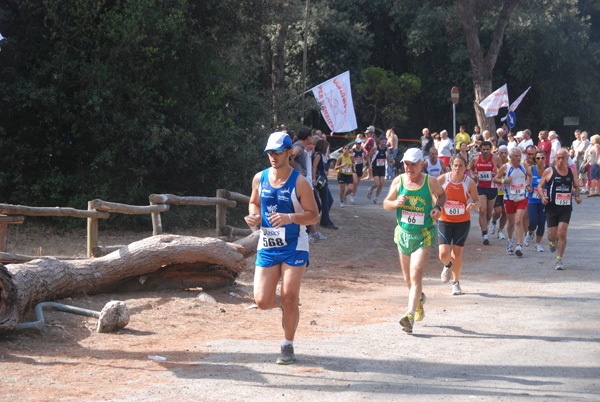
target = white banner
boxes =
[479,84,509,117]
[310,71,357,133]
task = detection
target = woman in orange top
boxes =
[436,154,480,295]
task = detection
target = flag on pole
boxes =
[479,84,509,117]
[0,32,5,51]
[501,86,531,121]
[508,86,531,112]
[309,71,357,133]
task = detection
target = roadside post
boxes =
[451,86,459,142]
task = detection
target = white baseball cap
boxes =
[264,132,292,152]
[401,148,424,163]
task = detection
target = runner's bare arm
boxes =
[268,175,319,229]
[429,176,447,220]
[289,145,301,170]
[246,172,263,227]
[572,169,582,204]
[493,164,507,184]
[333,156,343,171]
[467,177,480,210]
[538,167,553,205]
[383,176,404,211]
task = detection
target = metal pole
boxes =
[300,0,310,124]
[453,104,456,143]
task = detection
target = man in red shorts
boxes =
[494,147,533,257]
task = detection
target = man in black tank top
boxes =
[538,148,582,270]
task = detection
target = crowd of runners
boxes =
[246,125,589,363]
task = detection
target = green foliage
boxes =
[356,67,421,131]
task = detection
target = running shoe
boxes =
[483,234,490,245]
[498,230,506,240]
[535,243,544,252]
[311,232,327,241]
[555,258,564,270]
[276,344,296,365]
[350,194,356,205]
[373,198,378,204]
[367,188,373,199]
[399,312,414,334]
[549,241,557,253]
[451,282,462,295]
[515,243,523,257]
[320,222,339,230]
[489,221,496,235]
[524,233,531,247]
[441,261,452,283]
[340,201,344,208]
[415,293,426,321]
[507,240,514,255]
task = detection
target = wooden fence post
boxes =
[150,202,163,236]
[216,189,227,237]
[87,201,99,258]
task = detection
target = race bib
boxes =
[342,165,352,174]
[532,189,546,199]
[354,157,363,165]
[261,227,288,248]
[376,158,386,167]
[478,171,492,181]
[444,200,466,215]
[510,183,526,196]
[401,210,425,225]
[555,193,571,206]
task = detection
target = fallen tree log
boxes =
[0,234,259,333]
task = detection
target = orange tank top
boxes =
[440,173,471,223]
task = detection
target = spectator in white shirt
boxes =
[549,131,561,166]
[436,129,454,168]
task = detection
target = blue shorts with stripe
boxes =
[256,249,309,268]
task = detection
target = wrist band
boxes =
[288,213,292,223]
[502,178,505,184]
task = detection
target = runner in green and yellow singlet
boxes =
[383,148,447,335]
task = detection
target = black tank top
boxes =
[353,149,364,166]
[547,167,574,210]
[372,147,387,168]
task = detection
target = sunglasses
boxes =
[266,149,286,156]
[536,156,546,160]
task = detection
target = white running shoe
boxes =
[535,243,544,252]
[507,239,514,255]
[498,230,506,240]
[311,232,327,241]
[489,221,496,235]
[524,233,531,247]
[350,194,355,205]
[451,282,462,295]
[373,198,378,204]
[367,188,373,199]
[483,234,490,245]
[515,243,523,257]
[441,262,452,283]
[340,201,344,208]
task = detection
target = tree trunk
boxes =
[0,234,258,333]
[272,21,288,126]
[456,0,521,132]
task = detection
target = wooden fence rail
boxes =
[0,189,250,261]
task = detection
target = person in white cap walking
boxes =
[383,148,447,334]
[246,132,319,365]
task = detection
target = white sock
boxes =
[282,339,294,347]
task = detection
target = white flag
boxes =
[479,84,509,117]
[509,86,531,112]
[310,71,357,133]
[500,86,531,121]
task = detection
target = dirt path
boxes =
[1,180,599,401]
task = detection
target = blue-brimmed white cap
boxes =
[264,132,292,152]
